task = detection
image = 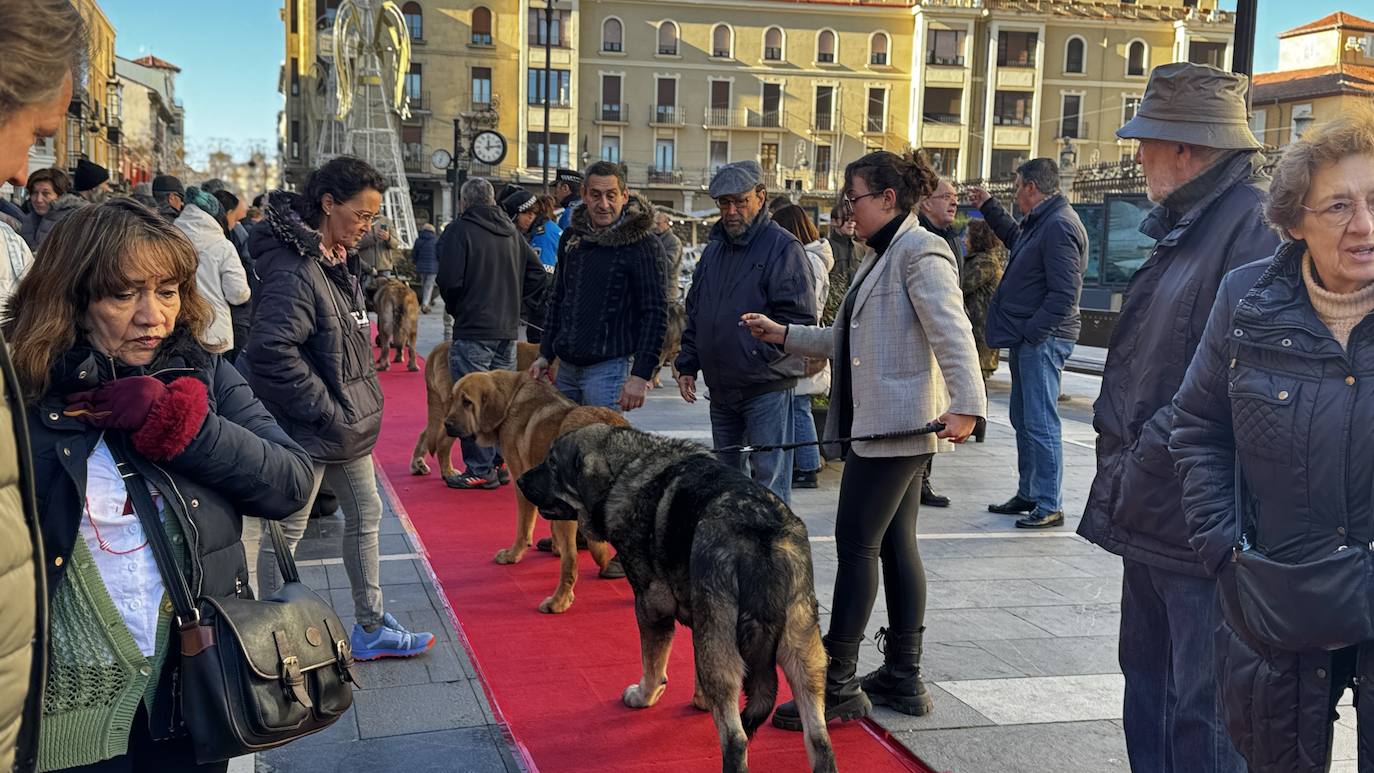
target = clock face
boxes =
[431,148,453,169]
[472,131,507,165]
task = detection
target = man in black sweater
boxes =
[528,161,668,413]
[438,177,548,489]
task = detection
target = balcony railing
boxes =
[596,102,629,123]
[865,116,886,133]
[814,114,834,132]
[922,112,962,124]
[746,109,781,128]
[705,107,739,127]
[713,48,730,58]
[992,114,1033,126]
[818,52,835,63]
[603,41,622,52]
[402,142,425,173]
[658,44,678,55]
[471,32,493,46]
[406,90,430,112]
[764,47,783,61]
[647,167,684,185]
[870,52,889,66]
[927,53,965,66]
[651,105,686,125]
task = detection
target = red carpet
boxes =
[369,351,938,772]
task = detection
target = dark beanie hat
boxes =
[73,159,109,192]
[152,175,184,196]
[500,188,537,219]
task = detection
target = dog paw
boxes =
[494,547,527,565]
[538,593,573,614]
[691,690,711,711]
[622,683,664,709]
[407,364,420,372]
[411,460,431,476]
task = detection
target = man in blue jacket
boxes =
[1078,63,1276,773]
[675,161,816,504]
[969,157,1087,529]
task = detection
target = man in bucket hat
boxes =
[1076,62,1279,772]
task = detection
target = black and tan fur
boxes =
[373,278,420,371]
[517,426,837,773]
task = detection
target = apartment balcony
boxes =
[402,141,425,173]
[650,105,687,127]
[813,115,836,133]
[863,116,888,134]
[646,167,685,185]
[746,109,782,129]
[704,107,743,128]
[922,112,962,125]
[407,90,431,113]
[596,102,629,125]
[926,53,965,67]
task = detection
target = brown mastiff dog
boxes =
[373,278,420,371]
[444,369,623,613]
[411,341,551,478]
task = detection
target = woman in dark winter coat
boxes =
[411,223,438,312]
[961,218,1006,380]
[1170,108,1374,773]
[238,156,434,662]
[3,199,313,772]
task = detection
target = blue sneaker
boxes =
[350,613,435,660]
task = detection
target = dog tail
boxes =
[738,618,781,737]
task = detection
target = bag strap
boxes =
[107,440,199,626]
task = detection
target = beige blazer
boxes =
[785,212,986,457]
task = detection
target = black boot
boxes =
[772,636,872,731]
[860,627,934,716]
[920,478,950,508]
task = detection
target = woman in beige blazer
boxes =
[744,151,986,731]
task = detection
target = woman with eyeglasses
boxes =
[1170,107,1374,772]
[238,156,435,662]
[742,150,986,731]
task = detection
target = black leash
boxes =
[713,421,946,454]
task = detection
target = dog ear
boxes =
[473,374,509,437]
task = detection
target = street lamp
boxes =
[540,0,554,194]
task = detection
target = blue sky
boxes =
[99,1,1352,168]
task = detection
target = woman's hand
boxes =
[936,412,979,444]
[65,376,168,429]
[740,313,786,344]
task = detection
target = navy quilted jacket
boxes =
[980,194,1088,348]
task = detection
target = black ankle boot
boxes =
[772,636,872,731]
[860,627,934,716]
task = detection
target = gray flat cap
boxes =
[1117,62,1261,150]
[709,161,764,198]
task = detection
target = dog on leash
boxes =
[445,370,624,613]
[518,426,838,773]
[373,278,419,371]
[411,340,551,478]
[650,302,686,389]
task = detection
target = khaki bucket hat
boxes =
[1117,62,1261,150]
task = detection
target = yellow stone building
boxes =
[1251,12,1374,148]
[42,0,123,182]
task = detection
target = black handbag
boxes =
[112,445,359,763]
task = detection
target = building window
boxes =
[866,87,887,133]
[814,144,832,189]
[1060,93,1081,139]
[709,140,729,174]
[927,29,965,66]
[290,59,300,96]
[1292,103,1314,140]
[527,131,570,168]
[529,9,569,47]
[1065,36,1085,74]
[654,78,679,123]
[1122,95,1141,127]
[870,32,889,66]
[814,85,834,131]
[708,80,731,125]
[817,30,836,64]
[655,138,675,170]
[1249,109,1268,146]
[528,69,571,107]
[760,143,778,177]
[993,91,1033,126]
[713,24,732,58]
[600,74,622,120]
[472,67,492,108]
[923,87,961,123]
[290,119,301,160]
[404,64,422,109]
[401,124,423,171]
[760,82,782,127]
[991,149,1026,178]
[602,18,622,52]
[1126,40,1147,77]
[471,6,492,45]
[402,2,422,40]
[997,30,1037,67]
[658,21,679,56]
[1189,41,1226,68]
[926,148,958,177]
[600,135,620,163]
[764,27,784,62]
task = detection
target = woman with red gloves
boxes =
[2,199,314,772]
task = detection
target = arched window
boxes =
[602,17,622,52]
[1127,40,1147,76]
[763,27,784,62]
[401,2,422,40]
[817,29,836,64]
[870,32,889,66]
[657,20,678,56]
[1065,36,1085,74]
[471,6,492,46]
[712,24,732,58]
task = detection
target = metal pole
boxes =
[1231,0,1258,80]
[452,118,462,222]
[541,0,553,194]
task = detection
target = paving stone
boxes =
[939,673,1125,725]
[924,579,1068,610]
[351,652,435,689]
[921,640,1028,682]
[976,635,1121,678]
[923,607,1055,643]
[378,534,413,555]
[260,726,509,773]
[870,683,997,733]
[1007,604,1122,638]
[900,720,1129,773]
[923,556,1095,581]
[352,681,490,738]
[1030,576,1123,605]
[295,565,330,591]
[1053,553,1128,578]
[425,639,478,681]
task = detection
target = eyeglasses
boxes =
[347,206,379,225]
[715,196,754,211]
[928,192,958,203]
[841,191,882,211]
[1301,194,1374,230]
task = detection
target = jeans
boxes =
[709,387,794,505]
[1119,559,1246,773]
[418,273,437,308]
[1008,336,1074,512]
[449,338,517,476]
[828,452,932,644]
[257,455,385,629]
[791,393,821,473]
[555,356,631,409]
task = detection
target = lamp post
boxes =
[541,0,554,194]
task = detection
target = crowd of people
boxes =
[2,2,1374,771]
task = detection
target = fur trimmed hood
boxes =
[252,189,326,264]
[567,192,656,249]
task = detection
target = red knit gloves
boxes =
[65,375,210,460]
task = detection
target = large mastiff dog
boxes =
[445,370,622,613]
[372,278,419,371]
[518,426,837,773]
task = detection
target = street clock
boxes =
[471,130,508,165]
[431,148,453,170]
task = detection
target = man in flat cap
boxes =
[675,160,815,504]
[1076,62,1278,772]
[554,168,582,230]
